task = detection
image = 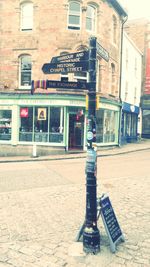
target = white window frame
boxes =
[86,5,97,32]
[74,71,88,83]
[20,1,33,31]
[19,55,32,89]
[68,1,81,30]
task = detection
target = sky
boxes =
[119,0,150,20]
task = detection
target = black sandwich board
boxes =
[51,51,89,63]
[100,194,125,253]
[42,61,89,74]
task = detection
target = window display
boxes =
[0,110,12,140]
[19,106,64,143]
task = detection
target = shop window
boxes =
[68,1,81,30]
[86,5,96,32]
[19,106,64,143]
[19,55,32,88]
[19,107,33,141]
[142,110,150,136]
[0,110,12,141]
[97,109,117,143]
[96,109,104,143]
[34,107,48,142]
[49,107,64,143]
[20,2,33,31]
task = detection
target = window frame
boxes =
[112,15,117,44]
[20,1,33,31]
[19,54,32,89]
[86,4,97,32]
[68,1,81,30]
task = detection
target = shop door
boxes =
[69,114,84,149]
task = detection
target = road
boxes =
[0,150,149,191]
[0,150,149,267]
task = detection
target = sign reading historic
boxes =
[42,61,89,74]
[100,194,124,253]
[51,51,89,63]
[96,42,109,62]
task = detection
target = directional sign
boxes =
[46,80,90,90]
[51,51,89,63]
[96,42,109,62]
[42,61,89,74]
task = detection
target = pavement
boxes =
[0,138,150,163]
[0,139,149,267]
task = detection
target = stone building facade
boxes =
[0,0,127,155]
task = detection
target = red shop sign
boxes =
[20,108,29,118]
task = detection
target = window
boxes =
[125,81,128,101]
[111,63,115,94]
[134,58,137,77]
[68,1,81,30]
[126,48,128,70]
[19,55,32,88]
[74,71,87,82]
[86,5,96,32]
[21,2,33,31]
[19,106,64,143]
[96,109,117,143]
[59,52,69,82]
[0,110,12,141]
[112,15,117,44]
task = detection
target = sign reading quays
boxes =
[100,194,125,253]
[51,51,89,63]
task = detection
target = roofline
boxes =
[107,0,128,18]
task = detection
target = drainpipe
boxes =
[118,15,128,146]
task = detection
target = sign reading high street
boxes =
[42,61,89,74]
[51,51,89,63]
[96,42,109,62]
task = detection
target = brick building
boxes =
[0,0,127,156]
[125,18,150,138]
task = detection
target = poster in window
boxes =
[38,108,46,120]
[20,107,29,118]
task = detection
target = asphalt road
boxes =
[0,150,149,192]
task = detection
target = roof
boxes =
[107,0,128,18]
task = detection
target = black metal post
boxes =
[83,37,100,254]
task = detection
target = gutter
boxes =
[118,15,128,146]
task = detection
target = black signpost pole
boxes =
[83,37,100,254]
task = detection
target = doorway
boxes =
[69,113,84,149]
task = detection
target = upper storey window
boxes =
[68,1,81,30]
[112,15,117,44]
[19,55,32,88]
[86,5,96,32]
[21,2,33,31]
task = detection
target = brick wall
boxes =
[0,0,124,98]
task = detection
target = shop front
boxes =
[121,102,139,143]
[141,95,150,138]
[0,94,120,155]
